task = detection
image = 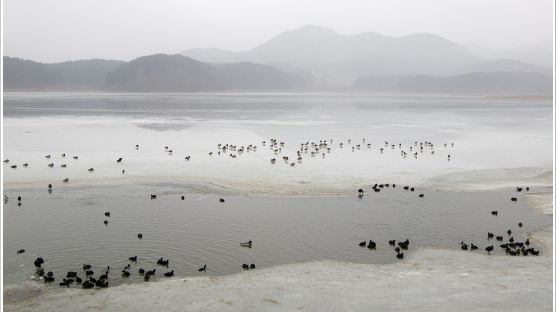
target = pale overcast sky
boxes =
[3,0,554,62]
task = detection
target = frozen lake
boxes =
[2,92,553,293]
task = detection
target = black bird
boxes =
[82,281,94,289]
[487,232,494,239]
[117,157,122,163]
[359,241,366,247]
[485,245,494,254]
[59,280,71,287]
[47,271,53,277]
[83,264,92,270]
[34,257,45,268]
[198,265,206,272]
[122,270,130,277]
[418,194,424,198]
[36,269,45,277]
[496,236,503,241]
[461,242,468,250]
[104,220,108,226]
[124,263,131,270]
[164,270,174,277]
[389,240,396,246]
[242,264,249,270]
[151,194,157,199]
[18,196,22,201]
[250,264,256,269]
[66,272,77,278]
[367,240,376,249]
[105,212,110,217]
[146,269,156,276]
[518,222,523,227]
[511,197,517,201]
[138,233,143,239]
[17,249,25,254]
[129,256,137,261]
[85,270,94,276]
[403,186,409,190]
[491,211,498,215]
[75,276,82,284]
[44,276,55,283]
[181,195,185,200]
[219,198,225,203]
[396,253,404,259]
[507,230,512,236]
[470,244,478,250]
[516,187,523,192]
[410,187,415,192]
[157,258,169,266]
[139,268,145,275]
[525,238,530,246]
[509,237,514,243]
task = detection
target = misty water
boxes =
[2,92,553,288]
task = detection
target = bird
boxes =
[250,264,256,269]
[121,270,130,277]
[367,240,376,249]
[242,264,249,270]
[485,245,494,254]
[518,222,523,227]
[359,241,366,247]
[124,263,131,270]
[219,198,225,203]
[418,194,424,198]
[83,264,91,270]
[491,211,498,215]
[396,253,404,259]
[129,256,137,261]
[117,157,122,163]
[104,220,108,226]
[487,232,494,239]
[105,212,110,217]
[241,240,252,248]
[62,178,69,183]
[511,197,517,201]
[88,168,94,172]
[157,258,169,266]
[139,268,145,275]
[181,195,185,200]
[198,265,206,272]
[17,249,25,254]
[66,272,77,278]
[164,270,174,277]
[150,194,157,200]
[85,270,94,276]
[138,233,143,239]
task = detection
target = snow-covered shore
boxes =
[4,190,553,312]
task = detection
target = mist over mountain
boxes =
[352,71,553,94]
[465,39,553,68]
[3,25,553,93]
[183,25,486,83]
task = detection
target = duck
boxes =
[496,236,503,241]
[359,241,366,247]
[105,212,110,217]
[139,268,145,275]
[157,258,169,266]
[418,194,424,198]
[121,270,130,277]
[11,165,17,169]
[396,252,404,259]
[185,156,191,160]
[88,168,94,172]
[485,245,494,254]
[66,272,77,278]
[525,238,530,246]
[367,240,376,249]
[73,156,79,159]
[45,155,51,159]
[124,263,131,270]
[83,264,92,270]
[34,257,45,268]
[3,159,9,163]
[129,256,137,261]
[487,232,494,239]
[23,163,29,167]
[470,244,478,250]
[389,240,395,246]
[198,265,206,272]
[181,195,185,200]
[219,198,225,203]
[241,240,252,248]
[511,197,517,201]
[48,163,54,168]
[117,157,122,163]
[518,222,523,227]
[44,276,55,283]
[75,276,82,284]
[138,233,143,239]
[17,249,25,254]
[242,264,249,270]
[150,194,157,199]
[62,178,69,183]
[250,264,256,269]
[164,270,174,277]
[460,242,468,250]
[491,211,498,215]
[85,270,94,276]
[104,220,108,226]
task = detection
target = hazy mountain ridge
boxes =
[352,71,553,93]
[465,39,553,68]
[3,57,124,90]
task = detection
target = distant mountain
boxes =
[465,59,552,76]
[3,55,305,92]
[183,25,483,83]
[465,39,553,68]
[352,72,553,94]
[3,56,124,90]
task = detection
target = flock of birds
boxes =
[3,138,541,290]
